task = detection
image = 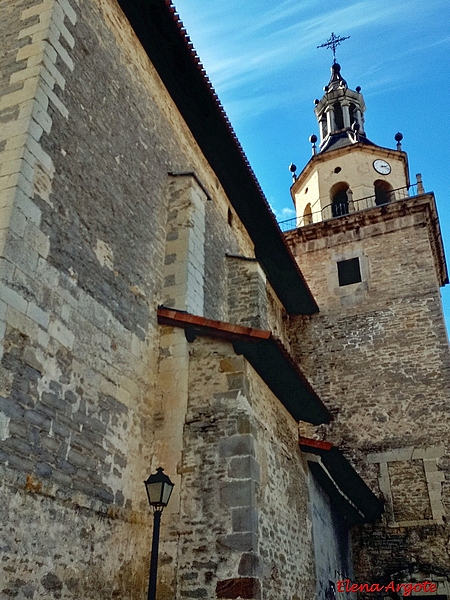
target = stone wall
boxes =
[151,332,352,600]
[174,334,319,600]
[0,0,310,596]
[0,0,281,596]
[227,256,268,329]
[285,200,450,582]
[2,0,391,596]
[0,0,170,594]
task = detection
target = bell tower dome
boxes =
[315,61,368,151]
[290,61,412,227]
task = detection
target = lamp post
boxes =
[144,467,174,600]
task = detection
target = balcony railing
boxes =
[278,183,419,232]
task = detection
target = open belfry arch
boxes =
[0,0,448,598]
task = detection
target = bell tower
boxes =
[284,51,450,590]
[290,60,414,226]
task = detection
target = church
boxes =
[0,0,448,598]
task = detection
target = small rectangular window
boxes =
[337,257,361,286]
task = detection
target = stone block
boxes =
[26,302,49,328]
[34,400,56,420]
[41,390,67,413]
[4,231,39,276]
[412,446,446,459]
[57,0,77,25]
[219,434,255,458]
[1,83,39,118]
[3,434,32,457]
[9,205,27,236]
[179,588,208,598]
[19,15,53,39]
[48,317,74,349]
[0,395,24,420]
[15,190,41,225]
[7,453,34,472]
[47,30,74,72]
[220,480,256,508]
[227,372,246,391]
[238,553,263,577]
[24,409,51,430]
[0,282,28,313]
[52,419,70,438]
[216,577,261,599]
[32,95,52,133]
[36,461,52,478]
[217,533,258,553]
[42,53,65,90]
[228,456,260,482]
[20,1,51,20]
[57,457,75,475]
[93,486,114,504]
[72,432,94,453]
[49,12,75,49]
[0,157,24,178]
[231,506,258,533]
[67,447,89,469]
[25,223,50,258]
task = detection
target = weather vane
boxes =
[317,32,350,63]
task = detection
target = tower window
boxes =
[333,102,344,130]
[337,258,361,286]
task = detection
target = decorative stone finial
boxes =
[289,163,297,182]
[327,62,347,91]
[395,132,403,151]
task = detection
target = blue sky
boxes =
[175,0,450,327]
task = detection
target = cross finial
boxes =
[317,32,350,63]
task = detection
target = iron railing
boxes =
[278,183,419,232]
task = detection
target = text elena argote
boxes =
[336,580,438,595]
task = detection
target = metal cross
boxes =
[317,32,350,63]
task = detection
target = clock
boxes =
[373,159,391,175]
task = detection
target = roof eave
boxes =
[300,437,384,525]
[158,307,331,425]
[116,0,318,315]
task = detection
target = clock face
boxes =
[373,159,391,175]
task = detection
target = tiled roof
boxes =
[117,0,318,315]
[320,132,376,153]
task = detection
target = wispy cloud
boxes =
[269,204,296,222]
[178,0,446,120]
[182,1,409,88]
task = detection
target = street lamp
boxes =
[144,467,174,600]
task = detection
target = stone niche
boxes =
[368,446,445,527]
